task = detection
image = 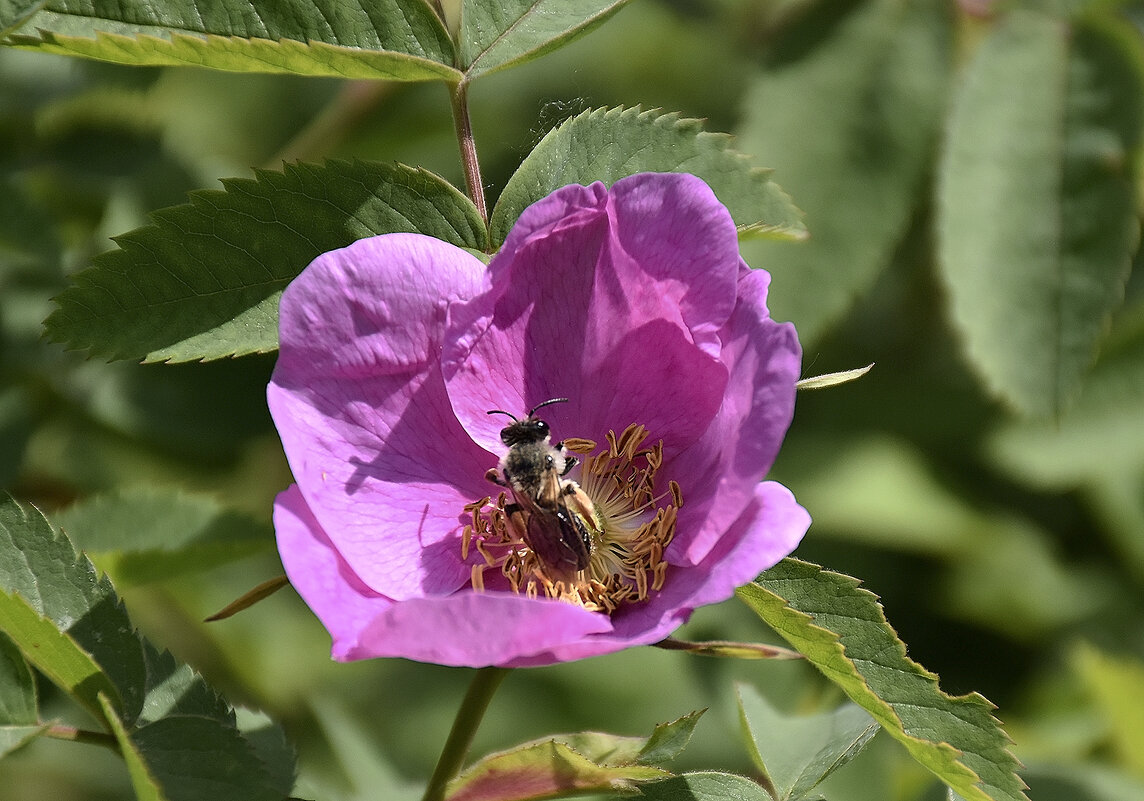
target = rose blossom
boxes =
[268,172,809,668]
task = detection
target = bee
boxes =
[485,398,595,579]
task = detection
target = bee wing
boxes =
[524,507,590,576]
[533,465,565,509]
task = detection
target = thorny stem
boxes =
[421,667,510,801]
[449,80,489,233]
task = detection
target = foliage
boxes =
[3,1,1144,800]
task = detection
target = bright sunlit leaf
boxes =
[741,559,1028,801]
[489,106,807,246]
[1,0,457,80]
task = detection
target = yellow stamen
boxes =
[461,423,680,614]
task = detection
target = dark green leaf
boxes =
[237,708,297,799]
[45,160,487,362]
[737,685,877,800]
[937,11,1143,416]
[2,0,458,81]
[489,106,806,247]
[0,632,37,725]
[102,695,282,801]
[0,493,146,726]
[56,488,273,585]
[138,641,232,726]
[737,0,953,345]
[459,0,629,77]
[740,559,1028,801]
[635,772,772,801]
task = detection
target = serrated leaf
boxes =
[635,772,772,801]
[2,0,458,81]
[459,0,629,77]
[736,685,877,800]
[45,160,487,362]
[138,640,232,726]
[102,694,282,801]
[636,710,705,766]
[0,632,36,725]
[739,558,1028,801]
[737,0,953,346]
[10,30,460,81]
[489,107,806,247]
[0,493,146,726]
[937,11,1143,417]
[55,488,273,585]
[445,741,669,801]
[236,708,297,798]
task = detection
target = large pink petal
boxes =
[356,593,613,667]
[444,174,739,454]
[274,485,396,661]
[269,234,494,601]
[669,266,802,563]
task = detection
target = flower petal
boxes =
[274,485,395,660]
[444,173,740,453]
[269,234,492,600]
[669,265,802,563]
[505,480,809,666]
[357,592,614,667]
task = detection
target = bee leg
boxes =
[560,455,578,476]
[485,468,508,487]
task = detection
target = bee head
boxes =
[487,397,569,447]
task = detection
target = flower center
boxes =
[461,423,681,614]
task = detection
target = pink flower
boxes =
[268,172,809,668]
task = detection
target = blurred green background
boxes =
[3,1,1144,799]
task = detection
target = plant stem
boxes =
[421,666,510,801]
[449,80,489,231]
[44,724,119,751]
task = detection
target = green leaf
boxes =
[236,708,297,799]
[740,558,1028,801]
[636,710,706,766]
[443,713,702,801]
[635,772,772,801]
[737,685,878,800]
[796,363,875,391]
[0,632,37,725]
[2,0,458,81]
[138,641,232,726]
[1072,644,1144,777]
[45,160,487,363]
[102,695,282,801]
[488,106,806,247]
[936,10,1143,416]
[0,493,146,726]
[445,739,668,801]
[737,0,952,345]
[0,724,49,758]
[459,0,629,78]
[55,488,273,585]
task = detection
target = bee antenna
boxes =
[486,409,518,422]
[528,397,570,417]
